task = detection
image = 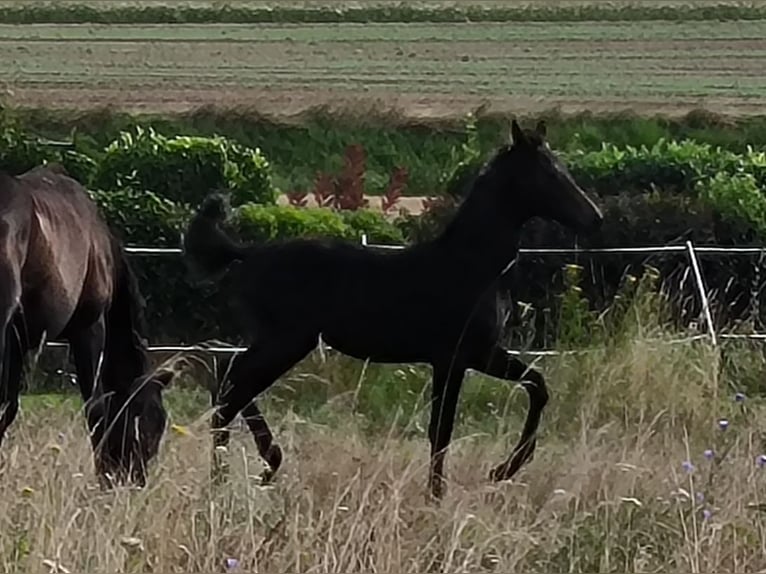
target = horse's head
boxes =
[493,119,603,233]
[87,369,175,487]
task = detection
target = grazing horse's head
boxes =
[87,369,175,487]
[493,119,603,233]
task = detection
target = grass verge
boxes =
[4,323,766,571]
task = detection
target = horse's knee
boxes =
[525,370,548,408]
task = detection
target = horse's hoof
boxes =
[259,467,276,485]
[428,477,446,501]
[489,464,510,483]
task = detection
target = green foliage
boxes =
[567,138,741,196]
[14,107,766,198]
[235,204,351,242]
[234,204,404,245]
[0,126,54,174]
[440,113,484,199]
[698,172,766,239]
[340,210,405,244]
[88,188,188,246]
[94,126,275,207]
[556,264,599,349]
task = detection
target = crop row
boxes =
[0,3,763,24]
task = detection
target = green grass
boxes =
[5,268,766,572]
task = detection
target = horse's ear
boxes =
[511,119,526,146]
[535,120,547,139]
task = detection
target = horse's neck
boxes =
[432,186,524,288]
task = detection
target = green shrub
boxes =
[0,126,54,174]
[89,188,188,246]
[235,204,351,242]
[698,172,766,240]
[567,139,741,196]
[60,149,98,186]
[234,204,404,245]
[94,127,275,207]
[340,210,405,244]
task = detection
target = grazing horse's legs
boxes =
[212,334,317,481]
[428,361,467,499]
[69,317,108,478]
[471,345,548,482]
[69,317,105,403]
[241,400,283,483]
[0,323,24,447]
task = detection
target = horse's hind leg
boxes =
[212,333,317,483]
[471,345,548,482]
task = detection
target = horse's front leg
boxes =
[472,346,548,482]
[0,326,23,447]
[428,362,466,499]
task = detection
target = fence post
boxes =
[361,233,368,246]
[685,240,718,347]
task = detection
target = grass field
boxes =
[2,19,766,117]
[3,329,766,572]
[2,2,766,571]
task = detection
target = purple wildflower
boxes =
[757,455,766,468]
[735,392,746,403]
[696,491,705,504]
[703,449,714,461]
[682,460,695,473]
[718,418,729,431]
[225,558,240,571]
[702,508,712,521]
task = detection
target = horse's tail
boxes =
[182,193,246,281]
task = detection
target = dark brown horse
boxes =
[0,164,175,486]
[183,121,603,498]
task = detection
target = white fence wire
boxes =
[41,237,766,359]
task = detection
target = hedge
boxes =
[3,119,766,346]
[1,4,764,24]
[93,126,275,208]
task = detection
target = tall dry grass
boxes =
[2,328,766,573]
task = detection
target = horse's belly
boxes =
[321,311,437,364]
[19,285,75,340]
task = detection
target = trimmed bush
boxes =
[89,188,188,246]
[94,127,275,207]
[234,204,404,245]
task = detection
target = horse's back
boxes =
[14,165,116,339]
